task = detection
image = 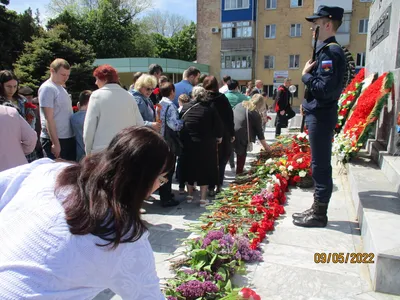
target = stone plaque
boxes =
[370,4,391,51]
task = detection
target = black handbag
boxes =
[164,105,183,156]
[286,104,296,120]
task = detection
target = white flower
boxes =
[266,182,273,192]
[279,165,286,171]
[299,170,307,178]
[297,132,307,139]
[269,168,275,174]
[296,158,303,163]
[288,165,294,171]
[272,175,281,185]
[266,158,274,164]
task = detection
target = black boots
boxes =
[293,199,328,228]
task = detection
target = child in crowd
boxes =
[70,90,91,161]
[178,94,190,113]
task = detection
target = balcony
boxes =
[221,38,255,51]
[220,68,252,80]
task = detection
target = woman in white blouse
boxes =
[0,126,172,299]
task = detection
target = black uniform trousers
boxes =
[305,108,337,204]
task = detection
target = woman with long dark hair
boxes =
[0,126,172,299]
[0,70,38,162]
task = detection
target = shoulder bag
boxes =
[164,104,183,156]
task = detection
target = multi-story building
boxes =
[197,0,372,107]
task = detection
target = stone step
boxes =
[379,154,400,196]
[348,156,400,296]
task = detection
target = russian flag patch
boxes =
[321,60,333,72]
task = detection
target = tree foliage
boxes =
[14,25,96,101]
[47,0,154,58]
[151,22,196,62]
[0,7,43,69]
[47,0,152,19]
[170,22,196,62]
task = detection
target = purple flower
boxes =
[202,237,212,248]
[235,236,263,262]
[167,297,177,300]
[202,229,224,248]
[176,280,205,298]
[214,273,223,281]
[203,281,219,293]
[205,229,224,241]
[197,271,211,280]
[183,269,195,275]
[176,280,219,297]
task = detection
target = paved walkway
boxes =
[94,128,400,300]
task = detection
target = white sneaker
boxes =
[199,199,210,207]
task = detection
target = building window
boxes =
[290,0,303,7]
[221,53,252,69]
[356,52,366,67]
[265,24,276,39]
[337,13,351,34]
[225,0,250,10]
[265,0,277,9]
[359,19,369,34]
[264,55,275,69]
[222,21,253,39]
[264,85,274,98]
[289,55,300,69]
[290,24,302,37]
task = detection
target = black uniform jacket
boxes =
[302,36,345,114]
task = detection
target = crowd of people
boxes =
[0,58,287,299]
[0,60,276,207]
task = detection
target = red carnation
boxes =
[293,175,301,183]
[24,102,37,109]
[153,87,160,95]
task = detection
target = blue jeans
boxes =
[306,110,337,204]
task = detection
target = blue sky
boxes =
[8,0,196,23]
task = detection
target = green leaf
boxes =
[217,267,227,281]
[225,279,232,292]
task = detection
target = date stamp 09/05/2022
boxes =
[314,253,375,264]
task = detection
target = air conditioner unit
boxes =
[211,27,220,34]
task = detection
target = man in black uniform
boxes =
[293,6,346,228]
[274,77,291,137]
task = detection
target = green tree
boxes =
[170,22,196,61]
[14,25,96,101]
[152,22,196,61]
[47,0,154,58]
[0,7,42,69]
[152,33,173,58]
[47,0,152,19]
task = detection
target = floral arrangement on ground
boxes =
[333,72,394,164]
[164,133,312,300]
